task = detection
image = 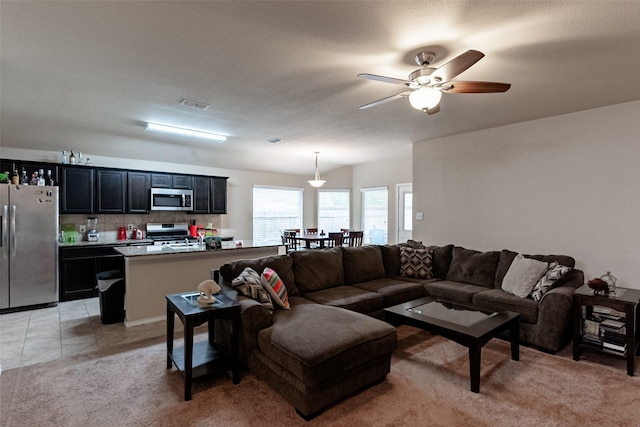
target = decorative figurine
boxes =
[587,278,609,296]
[197,279,221,304]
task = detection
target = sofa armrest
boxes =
[215,295,273,365]
[535,269,584,352]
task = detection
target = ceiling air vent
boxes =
[180,99,210,110]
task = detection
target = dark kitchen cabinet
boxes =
[193,176,227,214]
[96,169,127,213]
[127,171,150,213]
[59,245,124,302]
[60,166,94,214]
[172,174,193,189]
[151,173,192,190]
[0,159,59,185]
[211,177,228,214]
[150,173,171,188]
[192,175,211,213]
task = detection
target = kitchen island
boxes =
[115,241,283,326]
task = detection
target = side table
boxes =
[166,291,240,400]
[572,284,640,376]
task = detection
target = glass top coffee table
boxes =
[385,296,521,393]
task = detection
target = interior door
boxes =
[397,183,412,244]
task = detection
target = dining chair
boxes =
[283,230,299,252]
[340,228,352,245]
[327,232,344,247]
[347,231,363,247]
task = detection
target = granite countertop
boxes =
[114,240,282,257]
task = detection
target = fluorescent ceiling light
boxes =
[144,122,227,143]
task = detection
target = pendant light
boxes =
[308,152,326,188]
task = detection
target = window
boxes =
[253,186,303,244]
[318,189,350,233]
[361,187,388,244]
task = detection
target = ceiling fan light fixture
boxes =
[408,87,442,111]
[144,122,227,143]
[308,152,326,188]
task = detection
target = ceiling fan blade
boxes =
[426,103,440,115]
[441,81,511,93]
[357,73,411,86]
[358,91,411,110]
[432,50,485,82]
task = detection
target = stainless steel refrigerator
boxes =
[1,185,59,311]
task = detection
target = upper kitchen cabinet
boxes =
[151,173,193,190]
[1,159,59,184]
[211,177,228,214]
[192,175,228,214]
[60,166,94,214]
[192,175,210,213]
[127,171,150,213]
[96,169,127,213]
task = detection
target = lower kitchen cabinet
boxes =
[59,245,125,302]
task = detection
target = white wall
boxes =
[413,100,640,289]
[352,156,413,244]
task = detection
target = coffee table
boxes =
[385,296,520,393]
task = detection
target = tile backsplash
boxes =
[59,212,223,237]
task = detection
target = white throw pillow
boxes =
[501,254,549,298]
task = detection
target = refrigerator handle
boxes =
[10,205,16,258]
[1,204,7,256]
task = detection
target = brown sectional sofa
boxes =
[214,243,583,418]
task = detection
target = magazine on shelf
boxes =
[600,318,625,329]
[603,341,626,353]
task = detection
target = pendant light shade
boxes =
[308,152,326,188]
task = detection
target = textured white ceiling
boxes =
[2,1,640,175]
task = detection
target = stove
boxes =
[146,222,198,246]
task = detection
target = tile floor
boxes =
[0,298,194,374]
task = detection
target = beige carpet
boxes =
[1,325,639,426]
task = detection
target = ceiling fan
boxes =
[357,50,511,115]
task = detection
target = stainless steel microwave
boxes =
[150,188,193,211]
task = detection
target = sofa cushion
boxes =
[531,262,573,301]
[426,244,454,279]
[291,247,344,293]
[446,247,500,288]
[221,254,299,296]
[353,278,425,307]
[258,303,397,387]
[473,289,539,323]
[302,286,383,314]
[261,267,290,309]
[232,267,274,312]
[494,249,576,289]
[501,254,548,298]
[400,247,433,278]
[342,246,385,285]
[379,244,402,277]
[424,280,489,304]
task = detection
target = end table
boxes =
[572,284,640,376]
[166,291,240,400]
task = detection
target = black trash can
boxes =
[96,270,125,324]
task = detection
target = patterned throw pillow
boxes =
[531,262,572,301]
[261,267,290,309]
[400,247,433,279]
[231,267,274,312]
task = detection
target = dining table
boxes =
[295,233,333,249]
